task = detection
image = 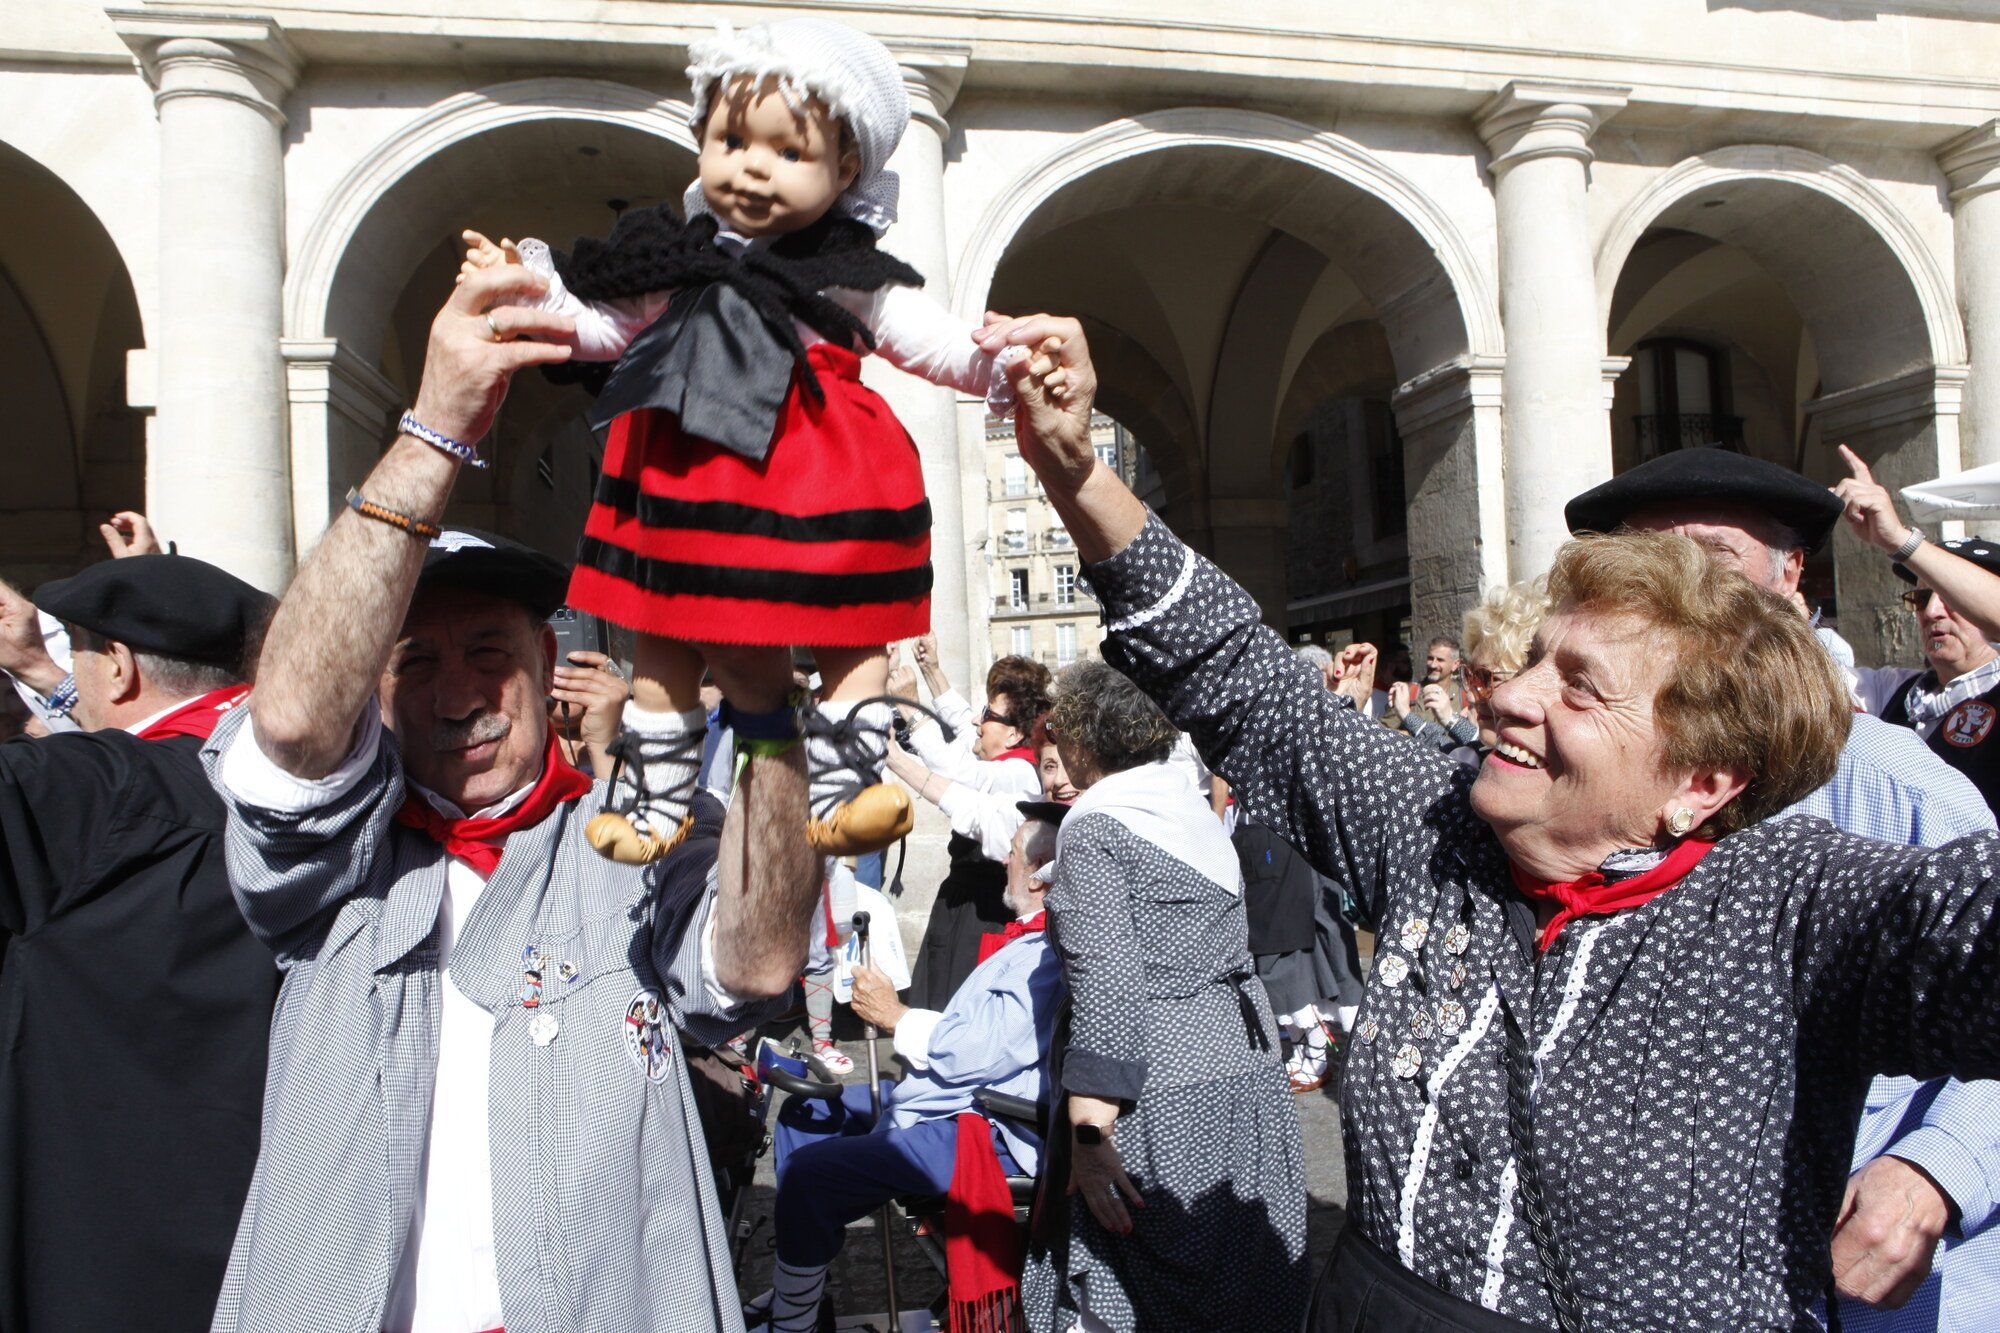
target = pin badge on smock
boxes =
[519,946,544,1009]
[530,1012,560,1046]
[1390,1044,1423,1080]
[1399,918,1430,953]
[1443,923,1471,956]
[558,959,579,984]
[1435,1000,1467,1037]
[1446,961,1469,991]
[1376,954,1411,988]
[1409,1009,1436,1042]
[1357,1017,1380,1045]
[624,989,673,1083]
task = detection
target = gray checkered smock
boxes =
[199,706,779,1333]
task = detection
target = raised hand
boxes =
[1388,681,1415,719]
[550,650,630,770]
[1331,643,1379,710]
[457,230,523,285]
[411,264,575,447]
[977,312,1097,497]
[0,576,62,696]
[100,511,165,558]
[1831,444,1913,555]
[1419,682,1456,722]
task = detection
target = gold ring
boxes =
[485,313,503,341]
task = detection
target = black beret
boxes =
[1894,536,2000,584]
[1016,799,1071,826]
[1564,449,1845,554]
[416,528,571,620]
[35,554,274,668]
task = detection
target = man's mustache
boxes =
[432,711,512,752]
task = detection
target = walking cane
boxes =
[853,909,901,1329]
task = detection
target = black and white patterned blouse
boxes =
[1086,515,2000,1331]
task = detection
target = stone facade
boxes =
[9,1,2000,680]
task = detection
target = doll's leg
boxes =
[803,646,912,856]
[586,634,709,864]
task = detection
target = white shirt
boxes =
[220,711,743,1333]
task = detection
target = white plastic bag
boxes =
[832,880,910,1001]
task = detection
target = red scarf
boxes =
[136,684,252,741]
[394,730,593,877]
[1510,838,1715,952]
[992,744,1036,767]
[976,911,1046,966]
[944,1111,1026,1333]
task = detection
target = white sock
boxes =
[1334,1004,1358,1033]
[807,698,893,817]
[1286,1003,1323,1033]
[769,1257,829,1332]
[615,703,706,837]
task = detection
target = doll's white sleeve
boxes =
[512,239,672,362]
[833,284,1025,416]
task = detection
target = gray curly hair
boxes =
[1047,660,1179,775]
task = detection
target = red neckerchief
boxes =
[991,744,1036,767]
[135,684,252,741]
[976,910,1046,966]
[944,1111,1026,1333]
[393,729,593,877]
[1509,839,1715,952]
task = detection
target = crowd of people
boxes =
[9,16,2000,1333]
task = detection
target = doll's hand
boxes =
[457,230,523,285]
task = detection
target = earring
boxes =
[1667,807,1696,837]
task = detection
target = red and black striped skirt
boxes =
[567,342,932,648]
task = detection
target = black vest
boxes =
[1882,672,2000,815]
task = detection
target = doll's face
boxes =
[697,77,859,238]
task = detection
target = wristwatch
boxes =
[1074,1122,1108,1146]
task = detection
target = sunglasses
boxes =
[980,707,1011,727]
[1901,588,1940,612]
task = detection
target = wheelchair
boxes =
[752,1039,1046,1332]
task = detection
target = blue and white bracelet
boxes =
[44,673,78,719]
[398,411,488,469]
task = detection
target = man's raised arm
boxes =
[250,269,573,778]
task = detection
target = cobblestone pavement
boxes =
[730,1037,1348,1330]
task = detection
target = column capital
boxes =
[1600,355,1633,410]
[1805,365,1968,441]
[1392,354,1507,436]
[1475,81,1629,173]
[891,44,969,138]
[1940,120,2000,202]
[108,10,300,127]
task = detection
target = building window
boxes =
[1364,400,1406,540]
[1632,338,1740,457]
[1009,568,1029,609]
[1056,623,1078,665]
[1003,454,1028,497]
[1011,625,1032,656]
[1005,508,1028,550]
[1048,522,1071,549]
[1055,564,1077,606]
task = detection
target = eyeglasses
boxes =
[1901,588,1940,613]
[980,707,1009,727]
[1463,667,1515,702]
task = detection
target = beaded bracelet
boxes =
[44,673,78,719]
[397,411,488,469]
[346,487,443,541]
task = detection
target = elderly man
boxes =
[1567,446,2000,1331]
[0,555,279,1333]
[761,809,1066,1333]
[200,265,820,1333]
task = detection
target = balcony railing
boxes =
[1631,413,1746,460]
[1002,531,1028,550]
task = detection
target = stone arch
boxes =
[286,78,699,345]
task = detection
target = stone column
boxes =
[281,339,401,558]
[1393,355,1509,645]
[862,45,972,681]
[1940,122,2000,487]
[1810,368,1967,667]
[115,12,299,592]
[1475,81,1629,581]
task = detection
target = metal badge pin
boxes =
[530,1012,559,1046]
[1390,1044,1423,1080]
[1399,918,1430,953]
[519,978,542,1009]
[558,959,578,984]
[1446,961,1469,991]
[1410,1009,1437,1042]
[1357,1017,1380,1045]
[1444,923,1472,956]
[1376,953,1411,988]
[1435,1000,1468,1037]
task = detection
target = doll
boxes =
[462,18,1024,864]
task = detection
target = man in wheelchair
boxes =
[758,809,1067,1331]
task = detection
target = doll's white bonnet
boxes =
[684,18,910,234]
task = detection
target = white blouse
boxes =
[516,232,1020,415]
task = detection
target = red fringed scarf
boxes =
[944,1112,1027,1333]
[394,730,593,876]
[136,684,252,741]
[1510,838,1715,951]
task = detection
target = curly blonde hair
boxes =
[1461,577,1551,676]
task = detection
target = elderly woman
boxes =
[985,316,2000,1332]
[1021,661,1309,1333]
[892,650,1053,1008]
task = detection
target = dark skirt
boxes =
[568,341,932,648]
[905,832,1011,1009]
[1311,1225,1542,1332]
